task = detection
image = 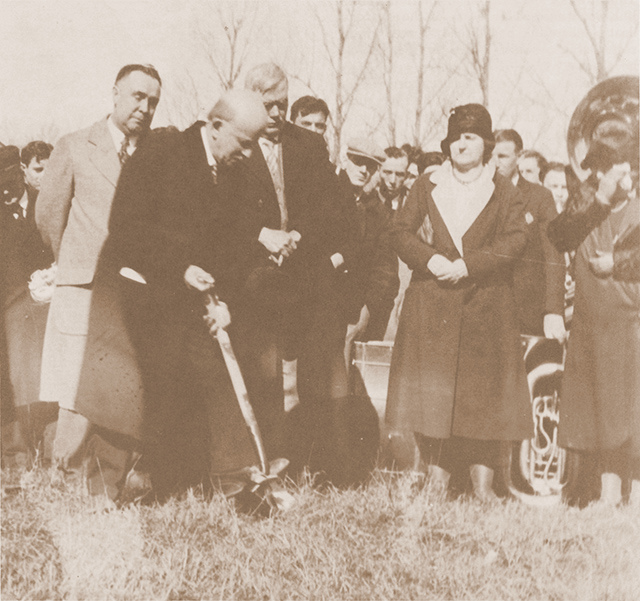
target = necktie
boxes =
[355,194,367,240]
[262,142,288,229]
[118,137,130,166]
[263,143,279,183]
[210,162,218,185]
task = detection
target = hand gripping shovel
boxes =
[203,291,294,513]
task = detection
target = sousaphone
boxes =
[567,75,639,182]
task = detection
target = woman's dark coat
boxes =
[386,171,532,441]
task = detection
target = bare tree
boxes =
[565,0,639,84]
[472,0,491,107]
[379,1,396,146]
[161,69,205,129]
[457,0,492,107]
[412,0,440,146]
[161,1,261,128]
[193,1,259,90]
[313,1,382,160]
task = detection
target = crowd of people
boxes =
[1,62,638,513]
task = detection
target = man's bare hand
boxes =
[427,254,453,278]
[437,258,469,284]
[259,228,301,258]
[184,265,215,291]
[204,299,231,334]
[543,313,567,343]
[259,228,301,259]
[589,250,614,277]
[595,163,632,206]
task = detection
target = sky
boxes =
[1,0,638,161]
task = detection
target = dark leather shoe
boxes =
[118,468,154,506]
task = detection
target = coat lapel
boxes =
[425,190,462,259]
[184,122,216,196]
[281,124,301,194]
[517,177,534,211]
[88,119,121,187]
[244,141,276,195]
[462,185,500,250]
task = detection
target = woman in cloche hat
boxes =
[386,104,530,501]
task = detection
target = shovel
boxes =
[203,290,293,513]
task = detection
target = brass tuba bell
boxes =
[567,75,639,182]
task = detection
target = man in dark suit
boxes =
[338,138,399,345]
[78,90,271,501]
[493,129,566,340]
[290,95,330,139]
[377,146,410,216]
[1,143,56,468]
[221,63,349,466]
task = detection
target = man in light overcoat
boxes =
[36,64,161,503]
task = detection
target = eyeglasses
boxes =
[264,100,288,113]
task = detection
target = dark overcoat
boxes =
[220,121,344,317]
[513,177,565,335]
[549,193,640,457]
[1,197,53,408]
[218,123,347,455]
[333,171,399,338]
[386,171,532,441]
[74,123,258,479]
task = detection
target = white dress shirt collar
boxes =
[259,135,277,146]
[107,116,134,156]
[200,125,217,169]
[18,189,29,218]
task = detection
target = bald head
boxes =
[205,89,268,166]
[208,89,268,132]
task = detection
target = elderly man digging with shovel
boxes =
[78,89,294,513]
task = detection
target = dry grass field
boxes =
[2,465,639,601]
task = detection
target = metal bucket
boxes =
[351,341,419,470]
[351,341,393,421]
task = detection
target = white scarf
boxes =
[430,160,495,256]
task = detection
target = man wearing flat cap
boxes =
[285,137,398,483]
[339,138,399,343]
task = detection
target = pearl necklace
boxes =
[452,166,484,185]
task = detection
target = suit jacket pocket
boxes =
[54,266,96,287]
[52,285,93,336]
